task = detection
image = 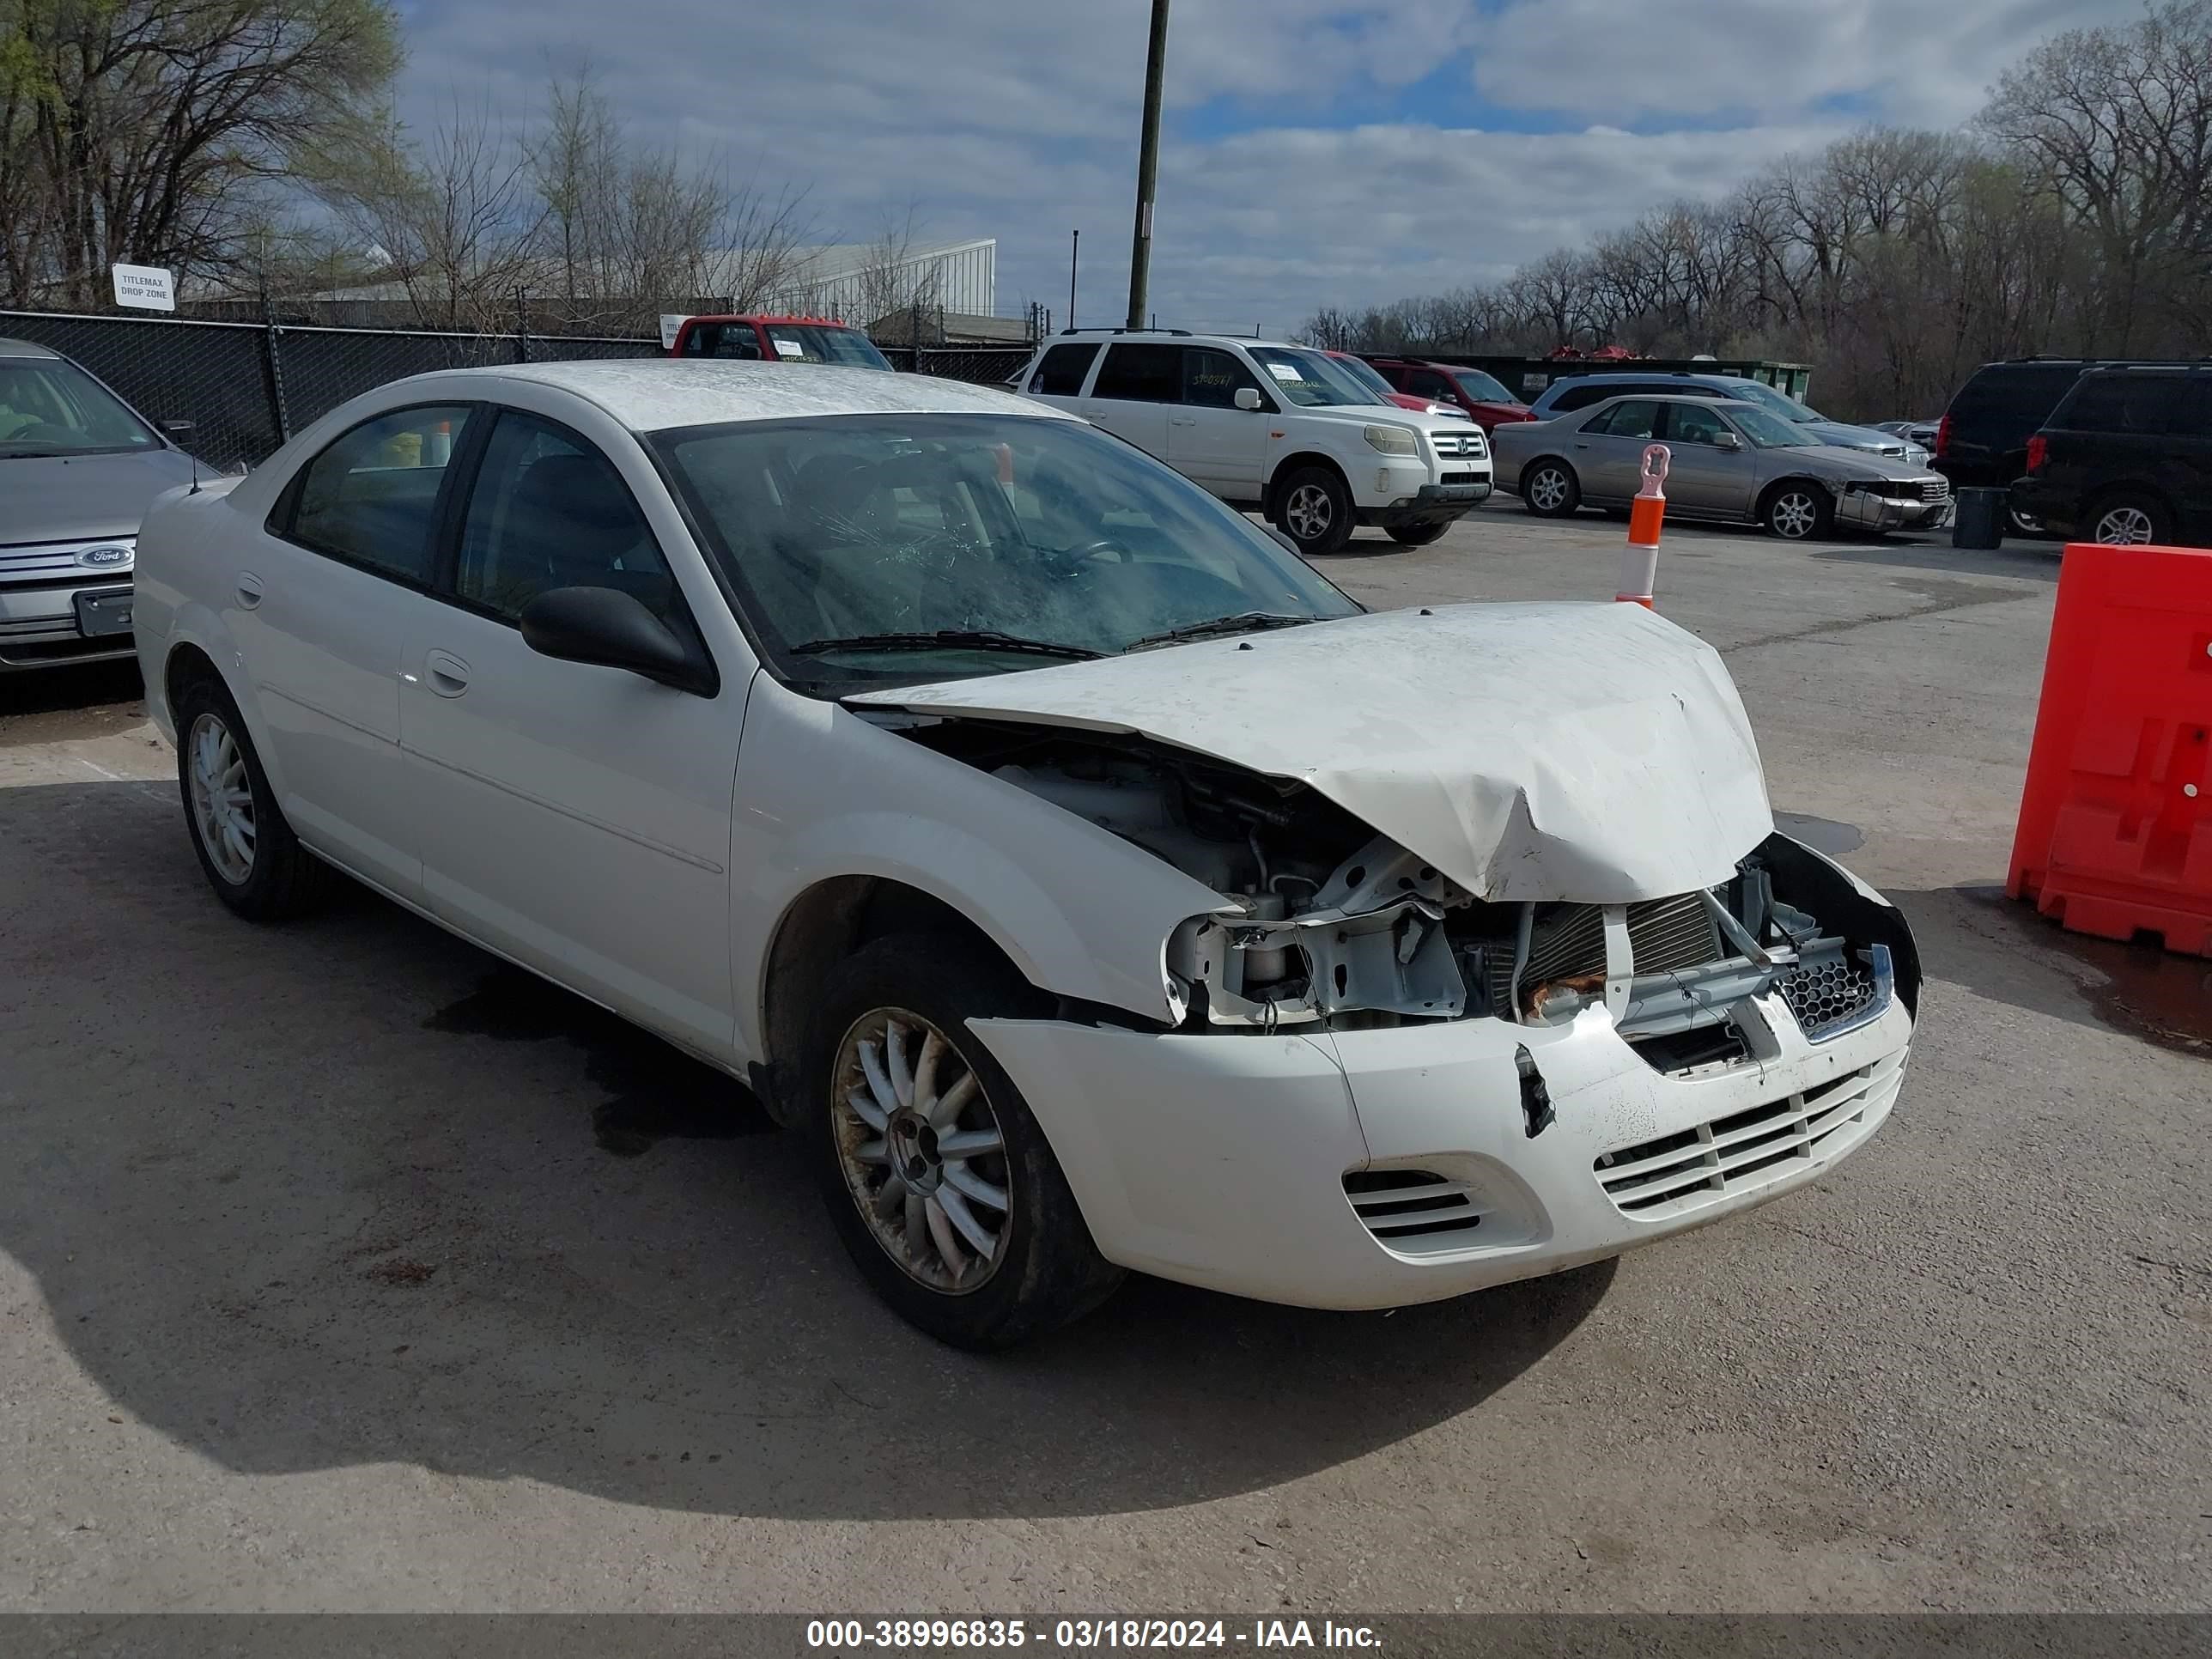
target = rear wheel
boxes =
[1274,465,1355,555]
[173,672,334,921]
[1522,460,1580,518]
[1762,481,1834,542]
[807,933,1123,1348]
[1386,521,1449,546]
[2088,493,2168,545]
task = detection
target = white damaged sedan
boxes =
[133,361,1920,1347]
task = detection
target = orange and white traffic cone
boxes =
[1616,442,1670,607]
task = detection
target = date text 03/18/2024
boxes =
[806,1619,1382,1650]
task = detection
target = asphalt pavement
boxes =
[3,506,2208,1613]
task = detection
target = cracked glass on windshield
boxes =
[651,413,1359,690]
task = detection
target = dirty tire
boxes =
[2087,492,2169,546]
[806,933,1123,1349]
[1762,480,1834,542]
[1275,465,1356,555]
[1386,521,1449,546]
[1521,460,1580,518]
[173,670,335,921]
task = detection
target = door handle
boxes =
[424,648,471,698]
[1170,416,1197,427]
[235,572,264,609]
[1572,441,1590,449]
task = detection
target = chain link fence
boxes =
[3,309,1036,471]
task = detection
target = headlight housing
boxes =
[1363,424,1419,458]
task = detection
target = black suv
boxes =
[2009,365,2212,547]
[1934,359,2107,532]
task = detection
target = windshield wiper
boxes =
[1123,611,1318,652]
[789,629,1103,661]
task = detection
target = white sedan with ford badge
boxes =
[133,360,1920,1348]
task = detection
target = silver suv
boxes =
[2,338,200,672]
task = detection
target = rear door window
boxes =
[283,404,475,585]
[1029,343,1101,396]
[1585,400,1662,439]
[2058,374,2189,435]
[1091,343,1182,403]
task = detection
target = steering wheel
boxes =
[1038,538,1130,580]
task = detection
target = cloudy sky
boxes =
[392,0,2118,333]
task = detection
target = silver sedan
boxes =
[1492,393,1954,541]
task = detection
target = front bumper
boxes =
[971,989,1910,1310]
[0,578,137,671]
[1836,491,1952,532]
[1364,480,1494,528]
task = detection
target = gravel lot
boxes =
[3,506,2209,1613]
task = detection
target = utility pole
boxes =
[1125,0,1171,331]
[1068,228,1079,331]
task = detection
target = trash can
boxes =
[1953,487,2006,550]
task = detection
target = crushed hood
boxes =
[848,601,1773,904]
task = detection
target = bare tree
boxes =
[317,93,544,331]
[1980,0,2212,351]
[0,0,401,306]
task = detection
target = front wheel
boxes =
[1521,460,1580,518]
[1273,465,1356,556]
[1386,521,1449,546]
[806,933,1123,1349]
[2088,494,2169,545]
[1763,481,1834,542]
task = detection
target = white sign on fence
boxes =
[659,313,692,351]
[111,263,176,312]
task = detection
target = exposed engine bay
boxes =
[890,717,1921,1061]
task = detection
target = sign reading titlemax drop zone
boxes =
[111,264,176,312]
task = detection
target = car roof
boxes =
[1577,391,1758,404]
[1045,331,1300,352]
[410,359,1077,433]
[0,337,63,360]
[1546,371,1753,388]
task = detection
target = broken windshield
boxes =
[649,413,1361,690]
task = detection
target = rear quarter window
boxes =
[1029,343,1102,396]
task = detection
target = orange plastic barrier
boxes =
[2007,542,2212,957]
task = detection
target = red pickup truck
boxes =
[666,313,894,369]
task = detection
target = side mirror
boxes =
[520,586,715,696]
[1714,431,1743,451]
[161,419,195,437]
[1234,386,1263,411]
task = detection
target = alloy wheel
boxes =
[1771,490,1820,539]
[1284,483,1334,543]
[2092,505,2156,545]
[1528,468,1568,513]
[187,712,256,884]
[832,1007,1012,1293]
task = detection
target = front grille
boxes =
[1344,1169,1485,1255]
[1778,951,1879,1038]
[1592,1063,1888,1218]
[1918,478,1950,502]
[1484,893,1721,1011]
[1431,433,1486,459]
[0,539,134,581]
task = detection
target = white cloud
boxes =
[388,0,2119,329]
[1474,0,2122,127]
